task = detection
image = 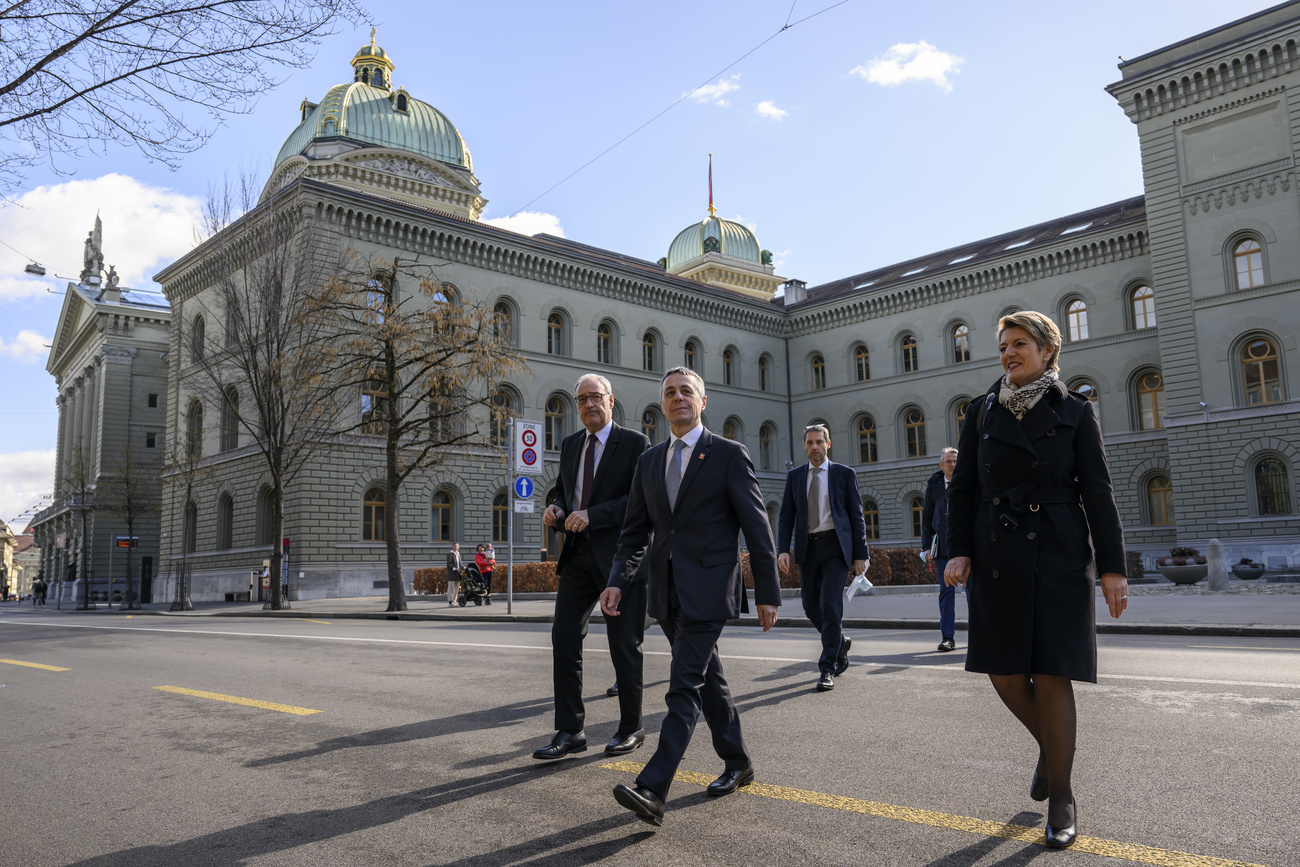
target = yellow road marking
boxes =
[1190,645,1300,652]
[154,685,321,715]
[289,618,332,625]
[0,658,69,671]
[602,761,1267,867]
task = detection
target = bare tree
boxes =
[98,444,159,610]
[0,0,364,196]
[313,258,525,611]
[162,430,208,611]
[57,443,96,609]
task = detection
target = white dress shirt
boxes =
[572,420,613,511]
[666,422,704,482]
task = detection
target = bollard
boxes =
[1206,538,1230,591]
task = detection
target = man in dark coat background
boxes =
[921,447,959,652]
[600,366,781,826]
[534,373,651,761]
[445,543,461,607]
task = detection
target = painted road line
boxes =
[290,618,333,625]
[602,762,1267,867]
[1189,645,1300,652]
[154,685,321,716]
[0,658,70,671]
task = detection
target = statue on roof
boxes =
[106,265,119,290]
[81,214,104,283]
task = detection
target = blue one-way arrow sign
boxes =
[514,477,534,499]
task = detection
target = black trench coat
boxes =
[946,378,1126,682]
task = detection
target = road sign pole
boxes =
[508,420,515,614]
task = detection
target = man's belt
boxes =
[807,529,837,541]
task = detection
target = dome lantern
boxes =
[351,28,394,90]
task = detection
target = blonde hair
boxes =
[997,310,1062,371]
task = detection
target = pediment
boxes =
[338,150,476,194]
[48,288,89,377]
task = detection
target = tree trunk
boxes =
[121,516,137,610]
[385,432,408,612]
[268,477,288,610]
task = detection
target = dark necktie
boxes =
[579,432,598,510]
[666,439,688,511]
[808,466,823,531]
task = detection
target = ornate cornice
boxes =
[1185,169,1295,214]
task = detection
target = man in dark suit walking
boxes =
[534,374,651,761]
[777,424,869,691]
[922,447,959,651]
[600,366,781,826]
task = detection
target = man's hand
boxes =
[944,556,971,587]
[599,587,622,617]
[543,504,565,528]
[851,559,867,575]
[777,552,792,575]
[564,509,590,533]
[757,604,777,631]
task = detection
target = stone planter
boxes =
[1231,565,1266,580]
[1158,564,1209,585]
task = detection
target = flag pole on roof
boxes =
[708,153,716,217]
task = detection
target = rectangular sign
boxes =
[513,501,535,513]
[114,536,139,549]
[513,420,544,476]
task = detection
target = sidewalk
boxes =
[10,579,1297,638]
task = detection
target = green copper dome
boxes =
[666,215,763,270]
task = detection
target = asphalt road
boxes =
[1,608,1297,867]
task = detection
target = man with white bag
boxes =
[777,424,870,691]
[921,447,960,652]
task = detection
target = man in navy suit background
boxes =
[921,447,959,652]
[777,424,869,691]
[600,366,781,826]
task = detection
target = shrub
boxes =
[1125,550,1145,581]
[1170,546,1201,558]
[885,548,934,585]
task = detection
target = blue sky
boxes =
[0,0,1264,523]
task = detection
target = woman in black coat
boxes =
[945,310,1128,850]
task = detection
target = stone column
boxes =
[54,392,68,494]
[83,364,99,476]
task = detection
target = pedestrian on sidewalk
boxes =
[921,447,960,652]
[945,311,1129,851]
[446,543,462,606]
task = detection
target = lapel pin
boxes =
[697,454,705,460]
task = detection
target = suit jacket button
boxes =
[983,433,990,439]
[992,497,1000,505]
[1026,532,1036,540]
[669,529,676,535]
[991,570,1000,579]
[1047,430,1056,436]
[989,533,997,542]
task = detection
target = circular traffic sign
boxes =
[521,429,537,447]
[522,448,537,465]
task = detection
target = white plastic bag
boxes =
[845,568,873,601]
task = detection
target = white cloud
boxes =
[0,449,54,527]
[0,173,203,301]
[0,329,50,363]
[851,42,964,93]
[756,100,788,120]
[688,75,741,107]
[482,211,566,238]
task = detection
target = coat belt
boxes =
[980,487,1080,506]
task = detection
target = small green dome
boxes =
[667,216,763,270]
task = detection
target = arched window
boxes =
[900,334,918,373]
[855,345,870,382]
[952,325,971,363]
[492,302,513,346]
[723,418,741,441]
[256,487,274,546]
[183,502,198,554]
[365,276,388,324]
[684,339,698,370]
[1242,337,1282,405]
[811,354,826,390]
[642,332,656,371]
[641,408,660,445]
[224,304,237,347]
[904,408,926,458]
[493,492,510,542]
[910,496,924,537]
[185,400,203,458]
[190,316,205,361]
[596,323,613,365]
[220,386,239,452]
[759,424,774,471]
[396,93,408,112]
[857,416,877,464]
[547,313,565,355]
[360,372,388,434]
[863,500,880,541]
[1132,285,1156,329]
[1069,378,1100,424]
[490,389,513,447]
[431,491,452,541]
[1146,474,1174,525]
[1136,371,1166,431]
[1234,238,1264,289]
[1254,457,1292,515]
[759,355,770,392]
[723,348,736,386]
[1067,299,1089,341]
[954,399,973,440]
[545,396,565,450]
[431,282,455,304]
[363,487,386,541]
[216,493,234,550]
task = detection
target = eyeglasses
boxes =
[576,392,608,406]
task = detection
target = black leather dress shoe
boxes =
[604,730,645,755]
[706,766,755,796]
[606,682,619,697]
[1044,796,1077,849]
[835,636,852,675]
[613,783,664,826]
[816,673,835,691]
[937,637,956,652]
[532,730,587,760]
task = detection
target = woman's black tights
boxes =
[988,673,1076,827]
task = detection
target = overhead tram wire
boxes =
[506,0,853,218]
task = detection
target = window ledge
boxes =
[1214,515,1297,526]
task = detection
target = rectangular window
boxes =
[148,393,158,408]
[146,432,156,448]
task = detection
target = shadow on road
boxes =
[433,814,654,866]
[922,811,1047,867]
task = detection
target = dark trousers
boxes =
[934,557,961,640]
[800,534,848,674]
[637,564,749,800]
[551,538,645,736]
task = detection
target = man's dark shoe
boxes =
[937,637,956,652]
[613,783,664,826]
[706,766,755,796]
[816,673,835,691]
[532,730,587,760]
[835,636,852,675]
[604,730,645,755]
[606,682,620,697]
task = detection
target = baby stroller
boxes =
[456,563,493,606]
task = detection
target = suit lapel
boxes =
[985,402,1038,457]
[674,428,713,506]
[794,464,809,523]
[646,441,671,515]
[1018,397,1061,446]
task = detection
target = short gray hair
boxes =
[661,366,705,396]
[940,447,958,461]
[803,423,831,442]
[997,310,1062,371]
[574,373,613,395]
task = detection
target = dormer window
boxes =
[396,93,408,112]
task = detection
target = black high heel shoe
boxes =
[1029,752,1048,802]
[1044,796,1077,849]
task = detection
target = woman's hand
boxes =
[1101,572,1128,618]
[944,557,971,588]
